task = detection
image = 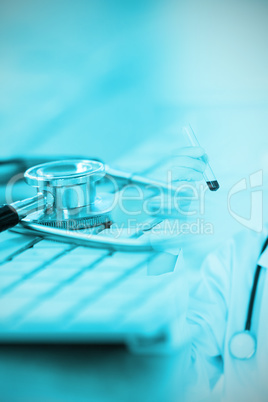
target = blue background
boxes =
[0,1,268,401]
[0,0,267,166]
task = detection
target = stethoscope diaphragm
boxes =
[229,330,256,360]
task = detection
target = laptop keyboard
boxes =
[0,231,181,342]
[0,133,184,344]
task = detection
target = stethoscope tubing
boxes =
[0,158,180,234]
[245,237,268,332]
[12,220,164,252]
[229,236,268,360]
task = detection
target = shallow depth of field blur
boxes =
[0,0,267,252]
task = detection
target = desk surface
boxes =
[0,343,190,402]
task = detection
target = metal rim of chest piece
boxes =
[24,159,113,229]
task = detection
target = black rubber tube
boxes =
[245,237,268,331]
[0,205,20,232]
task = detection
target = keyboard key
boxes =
[0,233,38,263]
[0,276,19,293]
[32,240,72,249]
[72,270,123,288]
[85,292,140,312]
[0,296,32,322]
[13,247,66,262]
[70,247,109,257]
[130,266,148,277]
[18,298,76,327]
[0,260,42,276]
[48,250,105,269]
[7,281,55,298]
[28,267,79,283]
[68,303,121,332]
[0,271,23,284]
[49,285,98,301]
[95,252,150,272]
[0,231,24,243]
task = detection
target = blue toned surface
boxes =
[0,0,167,162]
[0,0,268,401]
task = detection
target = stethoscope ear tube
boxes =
[0,204,19,232]
[0,194,46,233]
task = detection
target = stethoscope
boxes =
[229,237,268,360]
[0,158,178,252]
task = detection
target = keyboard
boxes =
[0,130,186,351]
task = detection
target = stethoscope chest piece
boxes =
[24,159,113,230]
[229,331,256,360]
